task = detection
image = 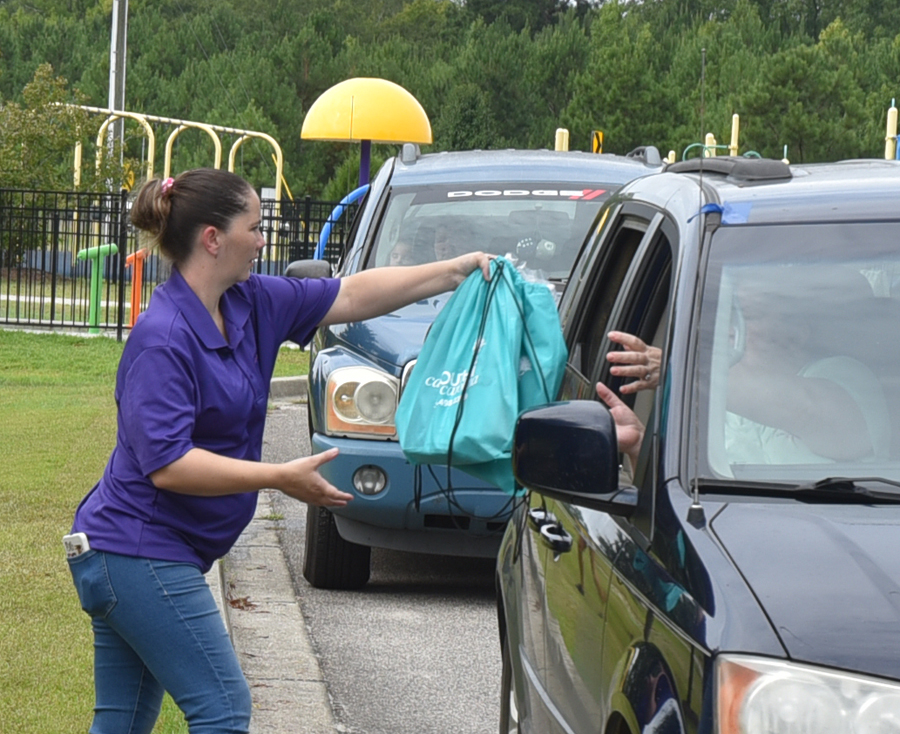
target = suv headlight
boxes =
[717,655,900,734]
[325,366,399,439]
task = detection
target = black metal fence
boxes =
[0,188,358,340]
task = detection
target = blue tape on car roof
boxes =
[721,202,751,224]
[688,203,722,222]
[688,202,751,224]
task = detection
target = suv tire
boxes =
[303,504,371,590]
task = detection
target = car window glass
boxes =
[599,231,673,450]
[565,212,674,489]
[365,184,613,282]
[567,218,647,376]
[696,221,900,484]
[610,241,672,429]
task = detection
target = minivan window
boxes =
[365,183,613,282]
[695,221,900,485]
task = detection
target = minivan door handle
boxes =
[539,523,573,554]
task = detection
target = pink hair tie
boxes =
[160,177,175,196]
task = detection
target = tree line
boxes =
[0,0,897,196]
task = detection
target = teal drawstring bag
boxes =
[395,257,568,495]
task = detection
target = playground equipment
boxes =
[885,100,898,160]
[301,78,432,187]
[62,106,292,322]
[300,78,431,262]
[62,104,286,201]
[682,114,765,161]
[685,102,900,163]
[314,185,370,261]
[76,243,119,335]
[125,247,148,327]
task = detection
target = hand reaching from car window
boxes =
[606,331,661,394]
[595,382,645,468]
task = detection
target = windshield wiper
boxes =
[695,477,900,504]
[790,477,900,503]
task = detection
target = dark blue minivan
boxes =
[300,145,661,589]
[497,157,900,733]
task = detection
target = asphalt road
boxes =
[262,402,501,734]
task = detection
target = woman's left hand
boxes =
[451,251,494,283]
[278,448,354,507]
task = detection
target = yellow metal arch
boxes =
[95,110,156,179]
[164,122,223,178]
[63,105,285,200]
[229,135,252,170]
[229,130,284,189]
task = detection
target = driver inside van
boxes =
[722,274,890,465]
[600,273,891,467]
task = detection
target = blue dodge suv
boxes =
[298,145,661,589]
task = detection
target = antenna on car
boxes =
[688,48,708,528]
[699,47,706,170]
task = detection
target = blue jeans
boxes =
[68,550,251,734]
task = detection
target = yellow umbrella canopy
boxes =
[301,77,432,144]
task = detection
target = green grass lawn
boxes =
[0,329,308,732]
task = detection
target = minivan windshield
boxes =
[364,183,612,283]
[696,220,900,487]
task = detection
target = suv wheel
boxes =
[303,504,371,589]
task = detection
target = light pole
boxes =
[107,0,128,166]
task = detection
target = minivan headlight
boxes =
[717,655,900,734]
[325,367,398,438]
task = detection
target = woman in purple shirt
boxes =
[66,168,492,734]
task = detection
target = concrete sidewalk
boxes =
[205,375,336,733]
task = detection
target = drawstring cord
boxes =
[413,259,551,528]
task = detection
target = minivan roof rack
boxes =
[667,156,792,182]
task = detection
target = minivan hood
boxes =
[328,293,452,370]
[711,501,900,680]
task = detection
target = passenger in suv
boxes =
[299,144,662,589]
[497,156,900,734]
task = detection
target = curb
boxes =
[269,375,308,401]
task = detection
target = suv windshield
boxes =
[696,220,900,485]
[364,183,611,282]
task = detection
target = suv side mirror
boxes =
[285,259,333,279]
[513,400,636,516]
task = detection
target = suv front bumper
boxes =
[311,433,516,557]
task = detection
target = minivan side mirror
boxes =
[285,259,333,279]
[513,400,637,516]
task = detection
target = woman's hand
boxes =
[150,447,353,505]
[449,251,494,284]
[277,448,354,507]
[606,331,661,394]
[595,381,645,466]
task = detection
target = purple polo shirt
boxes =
[72,269,340,573]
